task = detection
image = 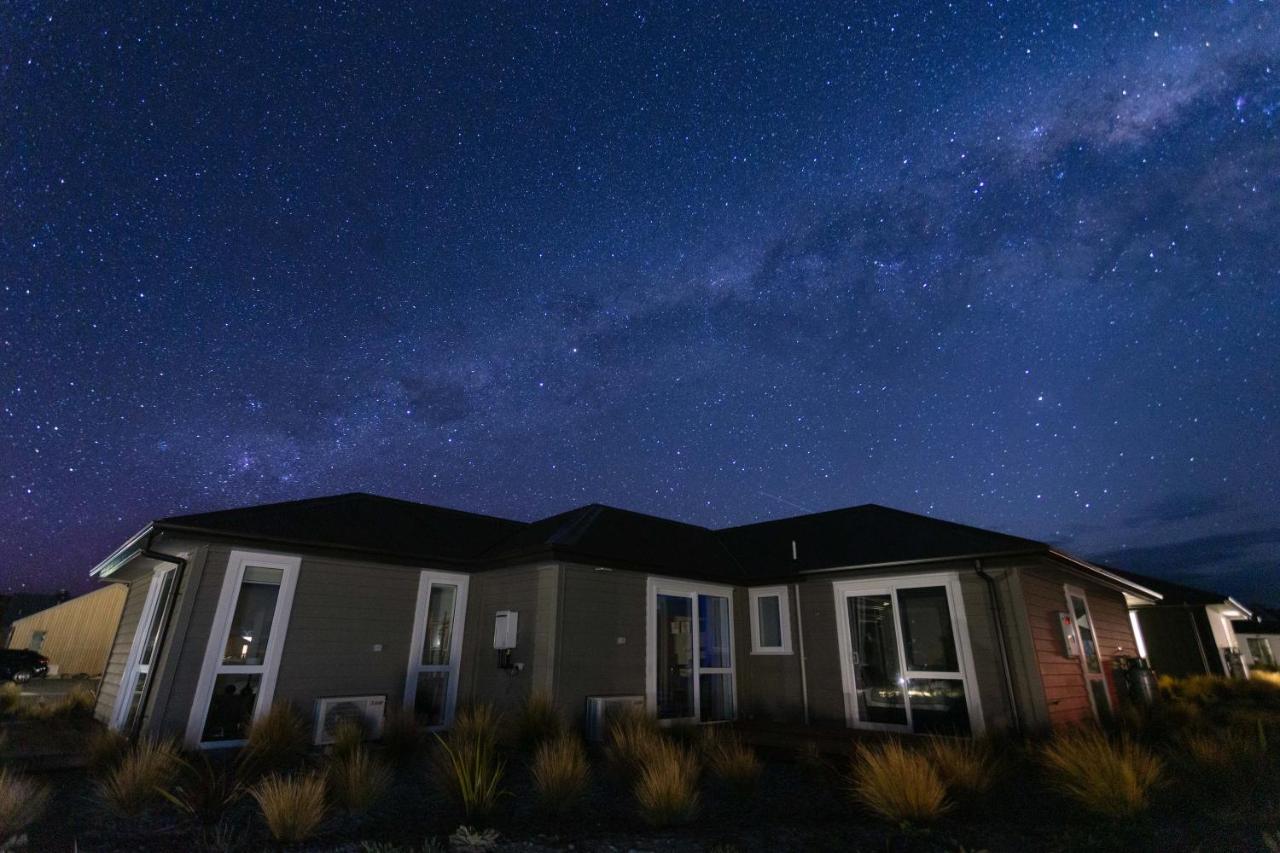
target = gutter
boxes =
[974,560,1021,733]
[128,530,189,739]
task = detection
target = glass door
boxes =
[113,566,177,731]
[656,594,694,720]
[847,593,908,727]
[651,582,736,723]
[405,571,469,730]
[201,565,285,743]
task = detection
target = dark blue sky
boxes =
[3,3,1277,603]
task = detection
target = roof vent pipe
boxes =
[791,540,798,561]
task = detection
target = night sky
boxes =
[3,3,1278,604]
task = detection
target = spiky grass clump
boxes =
[1040,729,1163,818]
[604,705,663,781]
[159,751,243,826]
[701,728,762,798]
[0,684,21,716]
[433,733,506,823]
[451,704,503,755]
[850,740,951,824]
[330,716,369,762]
[923,736,998,797]
[238,702,309,780]
[380,707,422,766]
[99,738,182,817]
[515,690,563,751]
[327,745,391,814]
[85,727,130,777]
[57,685,97,718]
[0,768,49,842]
[634,737,701,827]
[250,773,327,844]
[1253,670,1280,689]
[531,734,589,815]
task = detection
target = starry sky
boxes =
[3,3,1278,604]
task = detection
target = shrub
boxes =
[449,825,500,852]
[331,716,369,762]
[58,685,97,718]
[85,727,130,777]
[1254,670,1280,689]
[328,745,391,814]
[450,704,502,755]
[701,729,761,798]
[850,740,951,824]
[251,773,327,844]
[604,705,663,781]
[0,684,21,716]
[1039,729,1163,818]
[238,702,309,780]
[515,690,562,751]
[634,738,700,827]
[99,738,182,817]
[530,734,589,815]
[0,768,49,843]
[433,733,506,823]
[923,736,998,797]
[381,708,423,766]
[159,751,242,826]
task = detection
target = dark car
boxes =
[0,649,49,683]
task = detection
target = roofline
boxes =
[1047,549,1164,601]
[796,548,1046,576]
[90,524,154,579]
[1226,596,1254,619]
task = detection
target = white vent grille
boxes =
[313,695,387,746]
[584,695,644,742]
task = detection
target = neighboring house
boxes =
[1234,608,1280,671]
[1,591,70,643]
[4,585,127,677]
[88,493,1158,747]
[1116,571,1253,678]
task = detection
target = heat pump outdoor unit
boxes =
[584,694,645,742]
[313,695,387,746]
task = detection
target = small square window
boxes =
[749,586,792,654]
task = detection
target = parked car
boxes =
[0,649,49,684]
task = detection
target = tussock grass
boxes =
[0,684,21,716]
[0,768,49,842]
[238,702,309,780]
[1253,670,1280,689]
[515,690,563,750]
[634,737,701,827]
[380,707,422,765]
[433,732,506,823]
[328,745,391,814]
[850,740,951,824]
[604,705,663,781]
[85,727,130,777]
[99,738,182,817]
[1039,728,1163,818]
[531,734,589,815]
[331,716,369,762]
[451,704,503,755]
[250,772,327,844]
[924,736,998,797]
[701,728,762,798]
[159,751,242,826]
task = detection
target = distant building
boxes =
[5,586,127,677]
[0,591,70,640]
[1235,606,1280,671]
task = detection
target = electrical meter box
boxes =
[493,610,518,650]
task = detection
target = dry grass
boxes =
[923,736,998,797]
[515,690,563,750]
[85,727,130,777]
[701,728,762,798]
[250,772,328,844]
[1253,670,1280,689]
[605,705,663,780]
[327,745,391,814]
[0,684,21,716]
[433,732,506,823]
[99,738,182,817]
[380,707,422,765]
[159,751,243,826]
[451,704,503,754]
[850,740,951,824]
[330,716,369,762]
[634,737,701,827]
[238,702,310,780]
[1040,728,1163,818]
[0,768,49,842]
[531,734,590,815]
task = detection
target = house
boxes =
[88,493,1159,746]
[1116,571,1253,678]
[4,585,127,677]
[1,591,70,642]
[1234,607,1280,671]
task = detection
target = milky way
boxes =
[3,3,1278,602]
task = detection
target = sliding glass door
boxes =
[649,580,736,724]
[834,575,981,735]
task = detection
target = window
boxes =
[833,574,982,735]
[29,631,46,653]
[648,578,736,723]
[1248,637,1276,668]
[749,586,793,654]
[186,551,300,746]
[1065,585,1111,720]
[404,571,469,730]
[112,565,177,732]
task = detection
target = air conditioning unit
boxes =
[584,694,645,742]
[313,695,387,746]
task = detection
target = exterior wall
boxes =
[8,584,127,678]
[1017,559,1139,727]
[1238,632,1280,669]
[737,585,805,723]
[94,574,151,724]
[1135,606,1221,678]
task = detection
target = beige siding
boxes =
[554,564,647,723]
[7,585,126,678]
[94,576,150,723]
[460,564,560,713]
[737,586,806,723]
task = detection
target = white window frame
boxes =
[645,576,738,725]
[1064,584,1112,719]
[749,586,793,655]
[110,565,177,730]
[185,550,301,748]
[403,569,470,731]
[832,572,984,735]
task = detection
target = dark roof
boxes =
[157,493,525,564]
[719,504,1046,579]
[1102,567,1233,607]
[1235,619,1280,636]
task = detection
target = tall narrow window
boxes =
[186,551,300,747]
[112,566,177,731]
[648,579,736,724]
[1065,585,1111,719]
[405,571,469,730]
[749,586,792,654]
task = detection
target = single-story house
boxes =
[4,585,127,677]
[89,493,1159,747]
[1116,571,1253,678]
[1234,609,1280,671]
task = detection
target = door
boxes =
[404,570,469,730]
[648,580,736,724]
[1065,585,1112,719]
[656,594,694,720]
[847,593,908,727]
